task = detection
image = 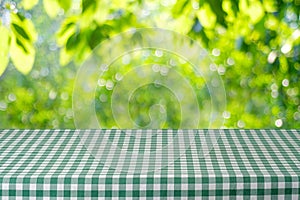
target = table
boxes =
[0,130,299,199]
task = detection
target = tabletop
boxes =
[0,129,299,199]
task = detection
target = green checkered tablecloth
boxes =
[0,130,299,199]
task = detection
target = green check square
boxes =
[64,190,71,197]
[9,178,17,183]
[105,190,112,197]
[243,177,250,183]
[50,190,57,197]
[271,188,278,195]
[50,178,57,184]
[174,177,181,184]
[188,177,195,184]
[257,177,264,183]
[92,178,98,184]
[271,177,278,183]
[23,190,29,197]
[105,178,112,184]
[230,177,236,183]
[119,190,126,197]
[36,190,43,197]
[285,188,292,194]
[229,189,236,196]
[23,178,30,184]
[216,190,223,196]
[64,178,71,184]
[174,190,181,197]
[188,190,195,196]
[202,177,209,184]
[146,190,153,197]
[133,178,140,184]
[216,177,223,183]
[160,190,167,197]
[160,178,167,184]
[133,190,140,197]
[243,189,251,195]
[37,178,43,184]
[285,177,292,182]
[147,178,154,184]
[9,190,16,196]
[257,189,264,195]
[91,190,98,197]
[202,190,209,196]
[77,190,84,197]
[119,178,126,184]
[78,178,85,184]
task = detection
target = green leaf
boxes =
[82,0,96,13]
[56,18,77,46]
[263,0,278,13]
[58,0,72,12]
[59,46,73,66]
[11,13,38,42]
[66,32,80,50]
[197,3,217,29]
[9,35,35,75]
[88,24,112,49]
[247,1,265,24]
[58,22,75,36]
[16,38,29,53]
[17,13,26,21]
[11,23,30,40]
[239,0,265,24]
[21,0,39,10]
[172,0,189,17]
[43,0,60,18]
[206,0,227,27]
[0,26,10,76]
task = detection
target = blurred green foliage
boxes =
[0,0,299,128]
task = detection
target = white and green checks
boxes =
[0,129,299,199]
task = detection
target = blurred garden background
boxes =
[0,0,299,129]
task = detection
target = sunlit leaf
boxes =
[11,13,38,42]
[66,32,80,50]
[9,35,35,75]
[263,0,278,13]
[16,13,26,21]
[197,3,217,29]
[58,0,72,12]
[43,0,61,18]
[92,3,109,25]
[21,0,39,10]
[247,1,264,24]
[279,56,288,73]
[0,26,10,76]
[222,0,238,22]
[206,0,227,27]
[239,0,265,24]
[16,38,29,53]
[59,46,73,66]
[56,18,77,46]
[82,0,97,13]
[172,0,189,17]
[11,23,30,40]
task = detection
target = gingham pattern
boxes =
[0,130,299,199]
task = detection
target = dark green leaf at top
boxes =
[66,32,80,51]
[82,0,97,13]
[11,23,30,41]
